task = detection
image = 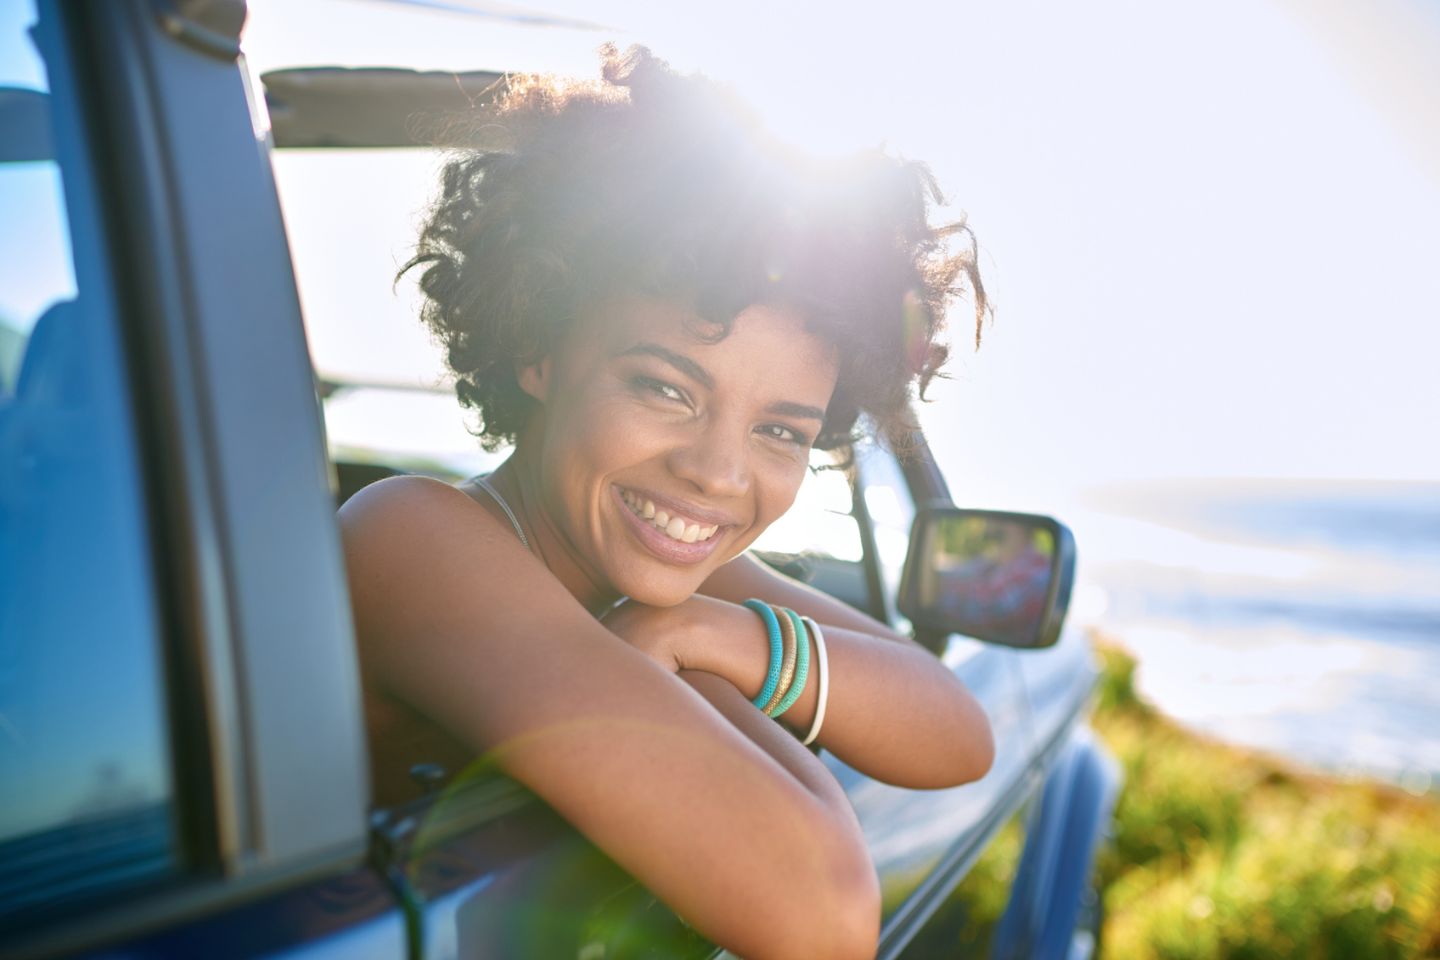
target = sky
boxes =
[241,0,1440,506]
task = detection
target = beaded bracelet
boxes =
[800,616,829,746]
[769,606,811,719]
[742,599,785,709]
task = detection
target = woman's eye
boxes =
[635,377,688,404]
[758,423,811,447]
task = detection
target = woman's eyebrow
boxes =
[618,343,715,390]
[618,342,826,422]
[765,400,827,423]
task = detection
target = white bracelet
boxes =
[800,616,830,746]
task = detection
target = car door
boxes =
[1012,625,1097,767]
[824,438,1037,956]
[2,3,405,956]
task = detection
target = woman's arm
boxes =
[678,553,996,788]
[341,477,878,960]
[678,669,862,827]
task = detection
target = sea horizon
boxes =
[1068,476,1440,794]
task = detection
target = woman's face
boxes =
[518,296,840,606]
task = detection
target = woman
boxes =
[340,47,993,960]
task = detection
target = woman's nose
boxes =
[667,423,750,499]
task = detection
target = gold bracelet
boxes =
[761,603,799,715]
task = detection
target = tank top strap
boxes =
[468,474,530,552]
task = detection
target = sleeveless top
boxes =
[467,474,529,551]
[465,475,626,619]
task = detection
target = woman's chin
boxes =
[612,575,700,608]
[604,555,712,607]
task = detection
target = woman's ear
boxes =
[516,356,553,403]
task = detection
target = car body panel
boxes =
[1015,624,1102,763]
[67,865,407,960]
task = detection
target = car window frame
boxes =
[8,2,374,954]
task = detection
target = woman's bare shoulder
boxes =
[340,473,488,529]
[339,475,527,569]
[337,474,561,662]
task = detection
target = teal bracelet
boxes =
[768,606,812,719]
[743,599,785,709]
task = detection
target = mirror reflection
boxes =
[915,515,1057,646]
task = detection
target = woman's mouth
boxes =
[618,489,720,543]
[612,486,731,565]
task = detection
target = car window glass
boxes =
[0,0,179,928]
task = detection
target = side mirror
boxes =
[898,507,1076,650]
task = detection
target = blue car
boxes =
[0,1,1117,957]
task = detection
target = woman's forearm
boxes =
[677,668,881,959]
[678,602,995,789]
[776,623,994,788]
[678,669,858,814]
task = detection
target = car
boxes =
[0,1,1118,957]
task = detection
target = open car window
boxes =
[749,450,869,611]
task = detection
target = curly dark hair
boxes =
[401,45,987,459]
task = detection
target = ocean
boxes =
[1068,479,1440,793]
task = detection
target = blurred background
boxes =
[237,0,1439,954]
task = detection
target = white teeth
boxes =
[619,489,721,542]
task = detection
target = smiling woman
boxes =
[508,298,834,610]
[339,45,991,960]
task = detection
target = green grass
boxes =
[914,637,1440,958]
[1092,638,1440,959]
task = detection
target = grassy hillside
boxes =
[913,638,1440,958]
[1092,639,1440,958]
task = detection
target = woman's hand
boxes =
[598,598,687,672]
[596,598,673,669]
[599,594,760,677]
